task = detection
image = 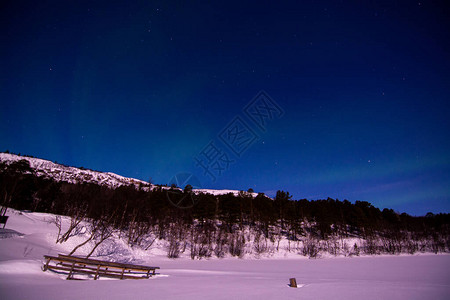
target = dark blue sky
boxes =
[1,1,449,215]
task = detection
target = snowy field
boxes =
[1,210,449,300]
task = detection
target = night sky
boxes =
[1,1,449,215]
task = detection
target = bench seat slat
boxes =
[56,255,160,270]
[58,263,149,276]
[46,264,148,280]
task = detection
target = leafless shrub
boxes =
[253,232,268,255]
[302,237,320,258]
[229,232,245,258]
[349,243,360,256]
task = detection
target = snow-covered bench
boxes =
[42,254,160,280]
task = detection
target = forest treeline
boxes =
[1,159,449,258]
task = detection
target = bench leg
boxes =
[67,262,75,280]
[42,258,51,271]
[94,265,100,280]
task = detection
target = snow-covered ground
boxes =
[1,209,449,300]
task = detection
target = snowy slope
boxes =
[194,188,258,197]
[0,153,149,189]
[0,153,259,197]
[0,209,449,300]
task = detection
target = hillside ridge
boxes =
[0,152,258,197]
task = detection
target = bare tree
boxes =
[56,203,88,244]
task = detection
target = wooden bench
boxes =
[43,254,160,280]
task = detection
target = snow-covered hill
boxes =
[0,153,149,189]
[0,153,259,197]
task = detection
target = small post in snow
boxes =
[289,278,297,288]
